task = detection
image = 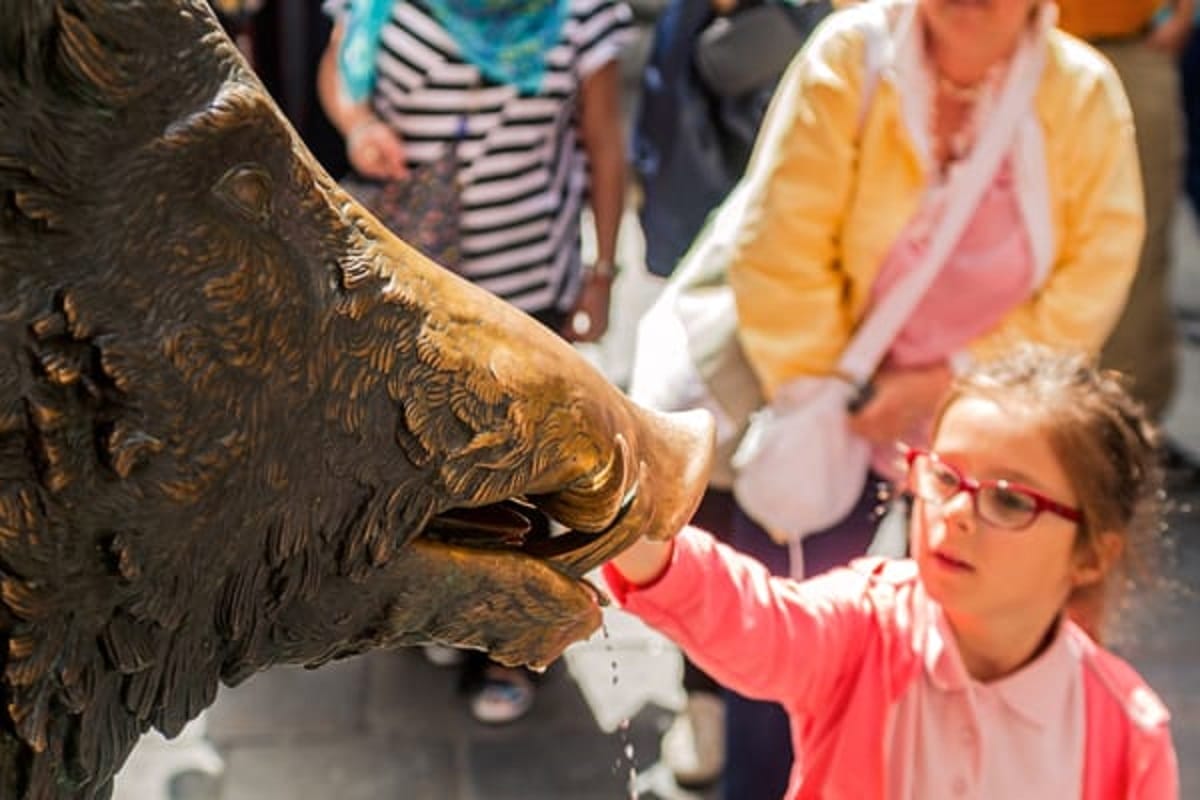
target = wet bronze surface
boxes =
[0,2,712,797]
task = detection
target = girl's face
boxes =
[910,395,1092,628]
[918,0,1040,64]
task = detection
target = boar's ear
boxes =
[0,0,137,109]
[0,1,223,112]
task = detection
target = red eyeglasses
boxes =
[904,448,1082,531]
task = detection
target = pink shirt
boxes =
[604,527,1178,799]
[869,158,1035,369]
[886,605,1084,799]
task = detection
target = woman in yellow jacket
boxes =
[668,0,1144,796]
[731,2,1141,405]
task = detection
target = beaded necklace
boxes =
[929,66,999,173]
[937,73,988,104]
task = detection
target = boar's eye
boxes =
[215,164,273,224]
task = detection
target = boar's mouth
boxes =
[422,434,640,581]
[380,408,713,669]
[425,491,636,573]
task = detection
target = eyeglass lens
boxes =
[910,454,1040,529]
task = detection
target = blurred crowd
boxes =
[204,1,1197,797]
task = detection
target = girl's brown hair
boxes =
[933,344,1165,639]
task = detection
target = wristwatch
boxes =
[585,258,617,280]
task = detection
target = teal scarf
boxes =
[338,0,569,101]
[337,0,393,102]
[426,0,569,95]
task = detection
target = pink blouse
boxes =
[868,157,1035,369]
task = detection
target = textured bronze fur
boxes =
[0,2,713,797]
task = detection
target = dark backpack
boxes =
[632,0,832,277]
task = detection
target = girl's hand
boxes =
[847,362,952,447]
[561,269,613,343]
[346,118,408,181]
[610,535,673,586]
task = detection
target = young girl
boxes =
[606,346,1178,798]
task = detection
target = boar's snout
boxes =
[333,208,715,666]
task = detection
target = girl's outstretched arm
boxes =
[604,528,877,710]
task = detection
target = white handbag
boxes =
[731,30,1047,546]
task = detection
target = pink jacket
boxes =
[603,527,1178,799]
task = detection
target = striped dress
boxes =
[325,0,632,314]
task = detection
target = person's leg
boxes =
[721,690,793,799]
[1097,39,1184,420]
[681,487,737,695]
[721,504,792,800]
[720,477,883,800]
[800,473,889,576]
[663,488,735,788]
[1181,25,1200,220]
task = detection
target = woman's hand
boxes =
[561,269,614,343]
[346,118,408,181]
[316,23,408,181]
[847,362,952,447]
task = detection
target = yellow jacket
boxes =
[724,1,1144,398]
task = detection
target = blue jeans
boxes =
[721,477,884,800]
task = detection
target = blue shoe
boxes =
[468,667,535,724]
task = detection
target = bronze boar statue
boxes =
[0,1,714,797]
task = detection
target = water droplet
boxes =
[603,621,638,797]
